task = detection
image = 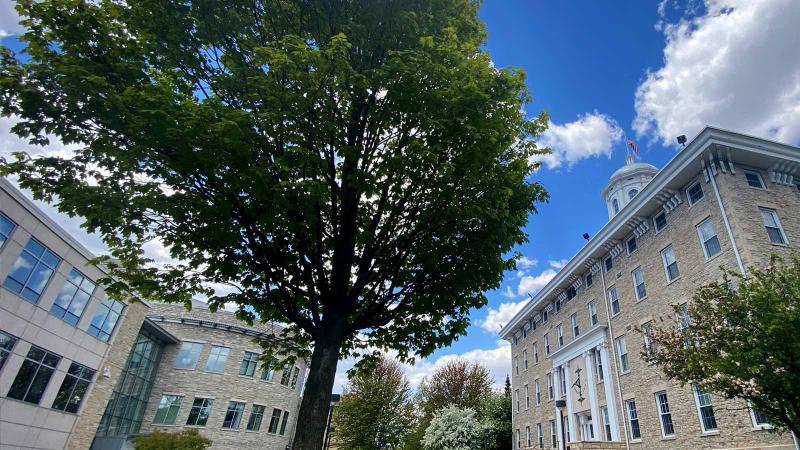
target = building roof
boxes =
[498,126,800,340]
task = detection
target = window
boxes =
[88,297,124,342]
[268,408,283,433]
[537,422,543,448]
[687,181,704,205]
[522,327,527,339]
[612,198,620,214]
[550,420,558,448]
[588,301,598,326]
[608,286,620,316]
[290,366,301,389]
[677,303,691,347]
[547,372,554,400]
[693,385,718,432]
[0,330,17,372]
[533,342,539,364]
[526,426,531,448]
[52,362,95,413]
[51,269,96,325]
[523,349,528,370]
[632,267,647,300]
[3,238,61,303]
[516,430,521,450]
[260,358,276,381]
[751,407,770,427]
[745,170,764,188]
[280,364,293,386]
[560,366,567,398]
[566,286,577,300]
[626,236,637,254]
[247,404,266,431]
[760,208,787,244]
[661,245,680,282]
[615,336,629,373]
[655,391,675,437]
[601,406,612,441]
[571,313,579,337]
[534,379,541,405]
[240,351,259,377]
[594,350,604,382]
[174,342,204,369]
[524,384,530,409]
[514,356,519,375]
[279,410,291,435]
[204,346,230,373]
[186,397,214,426]
[625,399,641,440]
[543,309,549,323]
[697,218,721,258]
[515,389,520,412]
[653,211,667,232]
[0,211,16,249]
[7,346,61,404]
[222,401,245,428]
[628,188,639,199]
[586,272,593,287]
[544,334,550,355]
[153,395,183,425]
[604,256,613,272]
[642,322,654,357]
[556,324,564,347]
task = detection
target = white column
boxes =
[583,351,601,441]
[553,368,564,450]
[563,363,575,444]
[599,342,620,441]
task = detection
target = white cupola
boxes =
[601,155,658,220]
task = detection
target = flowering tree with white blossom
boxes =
[646,254,800,439]
[422,406,483,450]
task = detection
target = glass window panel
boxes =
[247,404,265,431]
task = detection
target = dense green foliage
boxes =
[332,356,415,450]
[479,389,512,450]
[422,406,483,450]
[134,430,211,450]
[647,254,800,437]
[0,0,547,446]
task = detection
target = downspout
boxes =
[707,162,745,274]
[599,265,631,450]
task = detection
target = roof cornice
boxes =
[499,126,799,339]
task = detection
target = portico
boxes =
[548,324,620,450]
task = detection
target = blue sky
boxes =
[2,0,799,390]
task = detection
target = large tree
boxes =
[0,0,547,447]
[332,355,414,450]
[646,254,800,440]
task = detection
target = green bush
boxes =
[134,429,211,450]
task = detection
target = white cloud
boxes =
[517,256,538,269]
[516,268,557,297]
[537,112,623,169]
[480,300,527,333]
[548,259,569,270]
[634,0,800,146]
[333,341,513,393]
[0,1,23,37]
[501,286,516,299]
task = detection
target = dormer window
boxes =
[612,198,620,214]
[628,188,638,199]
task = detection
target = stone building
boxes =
[0,177,307,450]
[500,127,799,450]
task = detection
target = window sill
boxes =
[630,439,642,444]
[751,425,773,431]
[665,276,682,286]
[219,428,241,432]
[769,242,789,247]
[660,435,676,441]
[619,370,631,376]
[173,367,198,371]
[700,430,720,437]
[635,296,648,303]
[703,252,722,264]
[153,423,179,427]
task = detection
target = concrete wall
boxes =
[0,181,148,450]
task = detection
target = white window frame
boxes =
[655,391,675,437]
[626,399,641,440]
[594,349,604,382]
[550,420,558,448]
[607,286,620,316]
[631,267,647,301]
[547,372,554,400]
[604,255,613,273]
[586,272,593,287]
[600,406,612,441]
[626,235,637,255]
[616,336,629,373]
[642,322,654,358]
[537,422,544,448]
[744,170,765,189]
[544,334,550,355]
[759,207,787,245]
[571,313,579,337]
[515,389,520,412]
[692,384,718,433]
[523,349,528,370]
[516,429,520,450]
[588,300,598,326]
[515,355,519,375]
[557,324,564,347]
[686,181,705,206]
[696,218,721,259]
[749,404,771,429]
[526,426,532,448]
[661,244,680,282]
[534,379,541,405]
[560,366,567,399]
[653,211,667,233]
[524,384,530,410]
[533,342,539,364]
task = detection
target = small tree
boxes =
[134,429,211,450]
[422,406,482,450]
[646,254,800,438]
[478,390,512,450]
[333,355,414,450]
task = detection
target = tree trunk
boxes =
[292,330,344,450]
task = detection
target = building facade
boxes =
[0,178,307,450]
[500,128,798,450]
